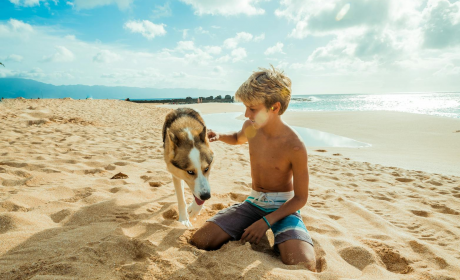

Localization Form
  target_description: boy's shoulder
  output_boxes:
[281,123,307,154]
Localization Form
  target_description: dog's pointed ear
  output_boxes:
[199,126,207,143]
[167,129,180,147]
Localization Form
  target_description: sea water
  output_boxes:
[288,92,460,119]
[202,113,370,148]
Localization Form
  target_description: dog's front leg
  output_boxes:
[173,176,192,227]
[187,201,203,219]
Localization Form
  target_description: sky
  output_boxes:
[1,0,460,95]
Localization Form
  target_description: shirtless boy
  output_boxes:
[190,66,316,271]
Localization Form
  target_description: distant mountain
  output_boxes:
[0,78,233,100]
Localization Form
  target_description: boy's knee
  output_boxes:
[281,251,316,272]
[190,232,209,250]
[190,230,220,250]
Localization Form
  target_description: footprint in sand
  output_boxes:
[426,179,443,186]
[333,153,342,156]
[140,175,153,182]
[105,164,116,171]
[429,202,459,215]
[50,209,73,223]
[363,176,379,182]
[233,180,250,189]
[149,181,164,188]
[211,203,227,211]
[61,187,94,203]
[409,240,449,269]
[363,239,412,274]
[109,187,122,193]
[395,178,415,183]
[410,209,431,217]
[0,215,15,233]
[315,149,327,152]
[339,246,376,270]
[162,207,179,220]
[229,192,247,202]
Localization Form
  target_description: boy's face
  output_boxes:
[244,102,271,129]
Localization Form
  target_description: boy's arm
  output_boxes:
[241,142,309,244]
[208,120,251,145]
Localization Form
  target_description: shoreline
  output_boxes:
[157,103,460,176]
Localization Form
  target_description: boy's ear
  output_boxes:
[271,102,281,113]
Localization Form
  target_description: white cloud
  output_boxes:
[5,54,24,62]
[93,50,121,63]
[72,0,133,10]
[173,71,188,78]
[124,20,166,40]
[277,0,460,81]
[213,66,225,75]
[254,33,265,42]
[422,0,460,48]
[170,41,219,65]
[179,0,265,16]
[152,2,172,18]
[217,55,231,63]
[8,0,57,7]
[205,46,222,55]
[2,67,46,79]
[276,0,390,38]
[0,19,34,38]
[264,42,285,55]
[195,26,209,35]
[223,32,253,49]
[176,41,195,51]
[182,29,189,39]
[433,63,460,76]
[231,48,247,62]
[42,46,75,63]
[65,35,76,40]
[0,19,236,90]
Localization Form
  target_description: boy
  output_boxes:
[190,66,316,271]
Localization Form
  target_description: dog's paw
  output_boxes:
[179,218,193,228]
[187,202,203,218]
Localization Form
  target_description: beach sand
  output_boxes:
[1,99,459,279]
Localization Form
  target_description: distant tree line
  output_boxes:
[131,95,234,104]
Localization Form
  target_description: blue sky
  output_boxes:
[1,0,460,95]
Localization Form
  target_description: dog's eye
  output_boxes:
[187,170,195,175]
[204,167,209,172]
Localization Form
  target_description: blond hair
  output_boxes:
[235,65,292,115]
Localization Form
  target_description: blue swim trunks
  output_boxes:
[207,190,313,247]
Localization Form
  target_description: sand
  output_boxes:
[1,99,459,280]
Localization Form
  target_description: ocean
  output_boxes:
[287,93,460,119]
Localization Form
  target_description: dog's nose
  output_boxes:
[200,192,211,201]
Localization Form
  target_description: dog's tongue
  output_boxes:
[194,195,205,205]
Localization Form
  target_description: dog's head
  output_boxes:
[165,124,213,205]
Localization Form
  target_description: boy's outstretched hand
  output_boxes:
[207,129,220,142]
[241,219,269,245]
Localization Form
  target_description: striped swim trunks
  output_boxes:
[207,190,313,247]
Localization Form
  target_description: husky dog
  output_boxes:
[162,108,213,227]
